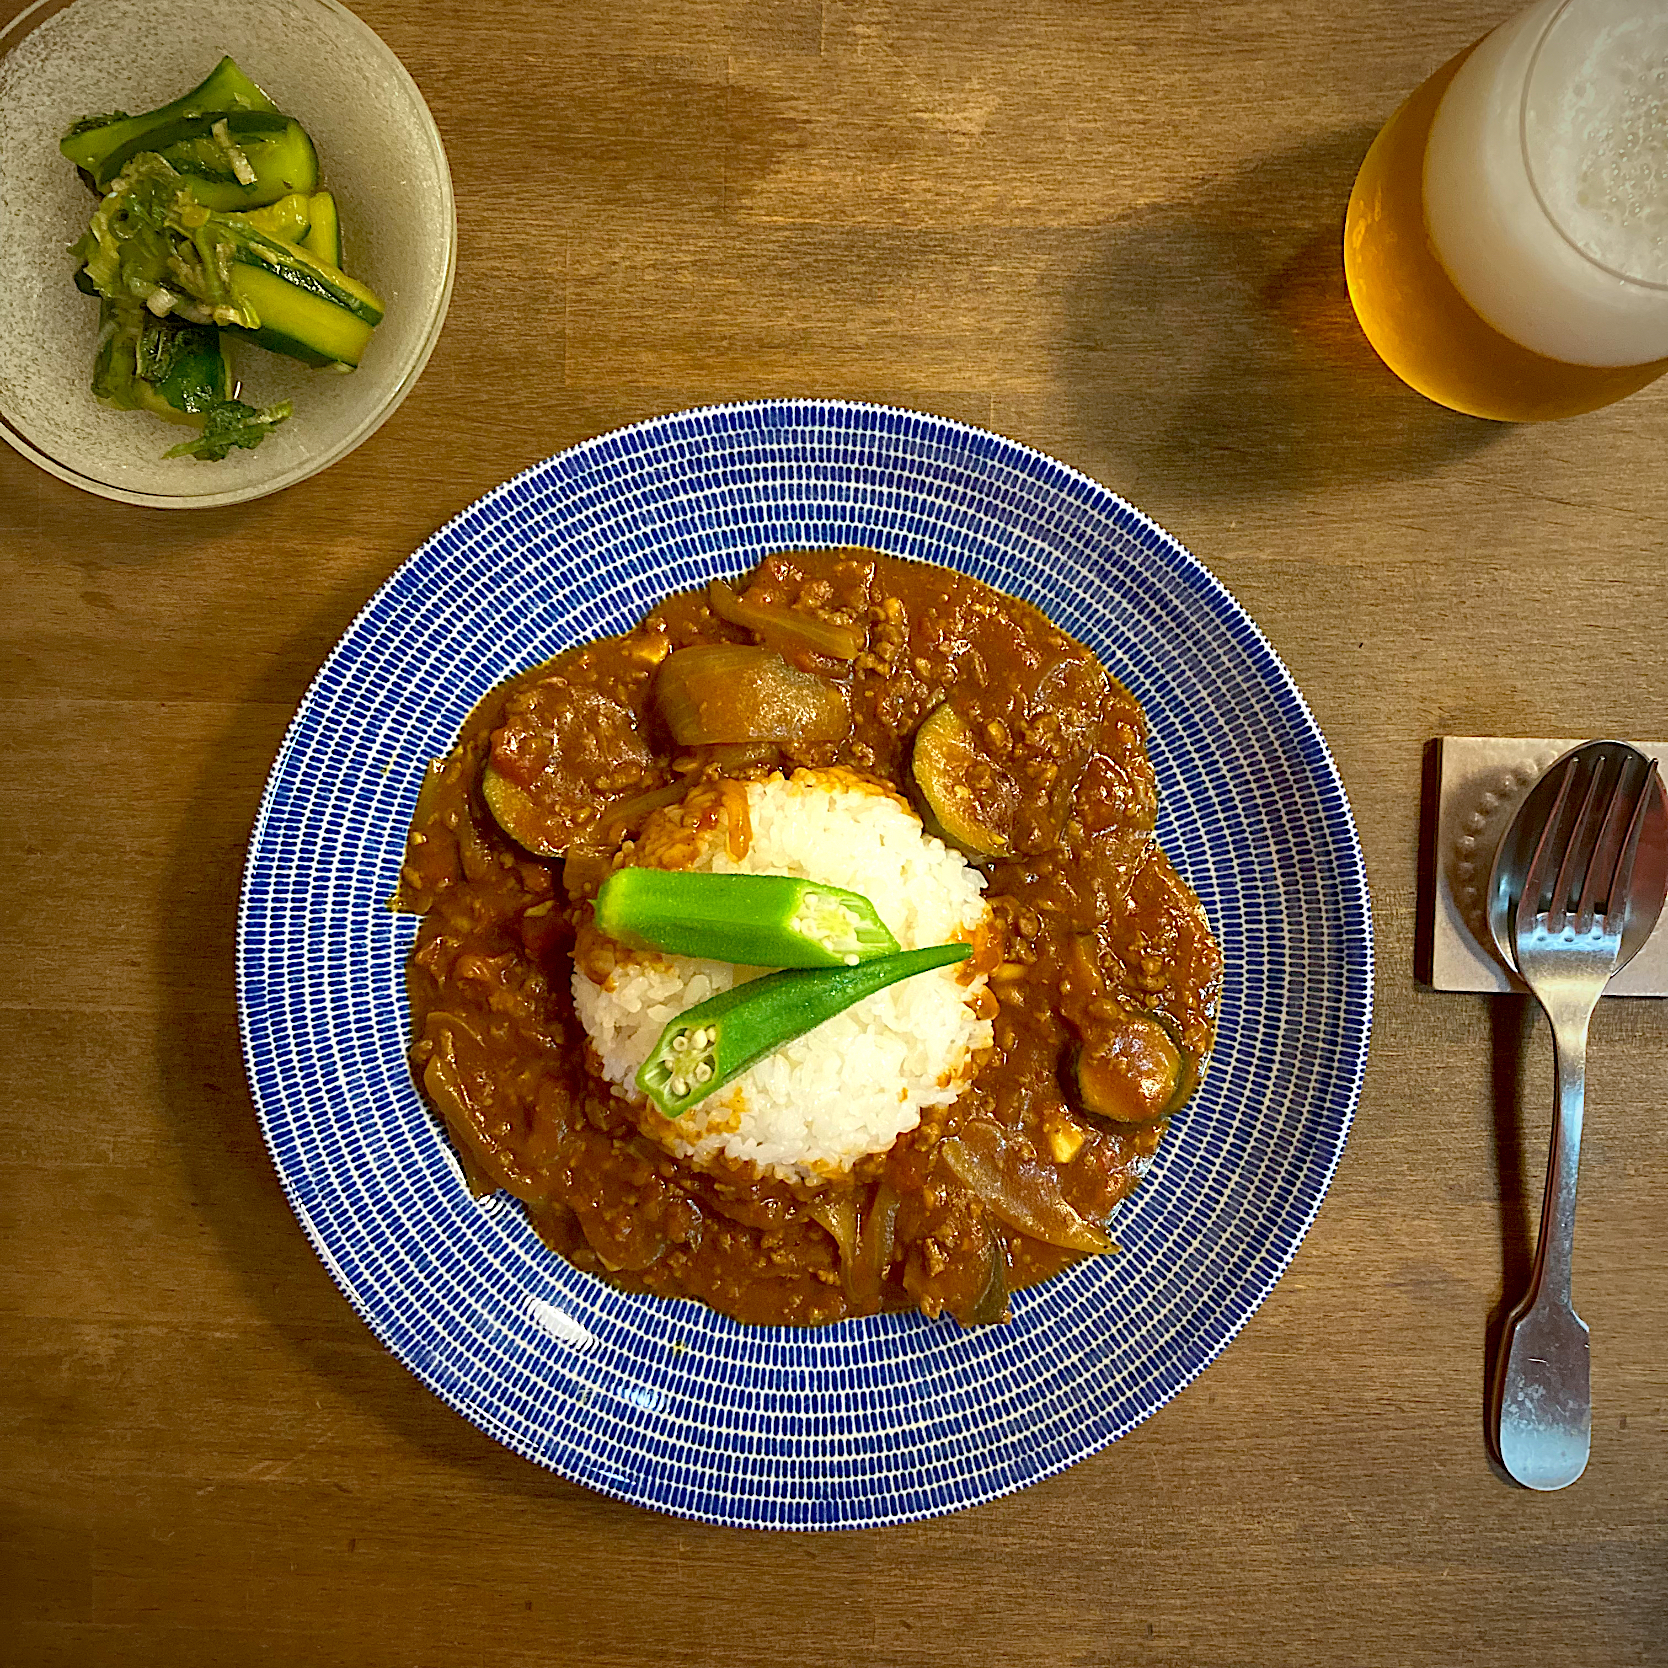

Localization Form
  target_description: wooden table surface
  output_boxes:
[5,1,1667,1663]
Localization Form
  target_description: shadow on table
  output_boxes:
[1485,993,1537,1486]
[1060,126,1509,505]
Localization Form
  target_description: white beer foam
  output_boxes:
[1527,1,1668,287]
[1426,0,1668,367]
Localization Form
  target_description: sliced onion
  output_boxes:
[847,1182,901,1308]
[593,780,689,844]
[940,1122,1117,1255]
[708,579,865,661]
[966,1236,1012,1326]
[568,1192,667,1272]
[420,1011,543,1201]
[809,1190,860,1272]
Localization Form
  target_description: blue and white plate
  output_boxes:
[237,400,1373,1529]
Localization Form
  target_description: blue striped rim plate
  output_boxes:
[236,400,1373,1530]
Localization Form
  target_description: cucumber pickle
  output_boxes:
[62,57,386,458]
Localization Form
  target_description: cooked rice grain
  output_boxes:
[573,770,993,1181]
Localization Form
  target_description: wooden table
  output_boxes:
[5,1,1667,1662]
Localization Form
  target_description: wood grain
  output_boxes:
[3,1,1667,1663]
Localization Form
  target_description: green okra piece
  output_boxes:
[596,869,901,967]
[636,941,973,1119]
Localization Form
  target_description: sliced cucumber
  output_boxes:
[62,57,278,176]
[225,263,376,368]
[161,118,319,211]
[238,192,313,246]
[92,302,228,424]
[90,110,284,189]
[300,191,341,267]
[221,220,383,325]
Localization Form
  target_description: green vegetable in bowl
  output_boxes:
[300,192,342,267]
[87,111,318,210]
[61,57,384,461]
[164,399,294,460]
[216,213,384,367]
[61,57,277,179]
[91,301,227,422]
[238,192,314,246]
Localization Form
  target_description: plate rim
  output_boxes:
[235,396,1375,1529]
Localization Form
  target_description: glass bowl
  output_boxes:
[0,0,455,507]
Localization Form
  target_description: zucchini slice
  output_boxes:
[1069,1007,1196,1126]
[910,704,1018,859]
[481,766,568,858]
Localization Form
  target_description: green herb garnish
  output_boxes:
[164,398,291,459]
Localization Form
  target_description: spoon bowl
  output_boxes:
[1487,740,1668,980]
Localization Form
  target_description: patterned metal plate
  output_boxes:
[237,400,1373,1529]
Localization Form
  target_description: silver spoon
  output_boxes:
[1485,740,1667,1490]
[1487,742,1668,989]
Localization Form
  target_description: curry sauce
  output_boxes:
[395,549,1222,1327]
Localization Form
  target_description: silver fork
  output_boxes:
[1493,748,1661,1491]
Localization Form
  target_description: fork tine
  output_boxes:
[1594,757,1662,936]
[1547,757,1611,932]
[1516,755,1579,944]
[1572,754,1641,932]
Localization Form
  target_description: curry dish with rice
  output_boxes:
[394,547,1222,1328]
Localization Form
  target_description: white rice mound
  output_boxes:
[572,771,994,1183]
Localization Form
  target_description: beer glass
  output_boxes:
[1345,0,1668,422]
